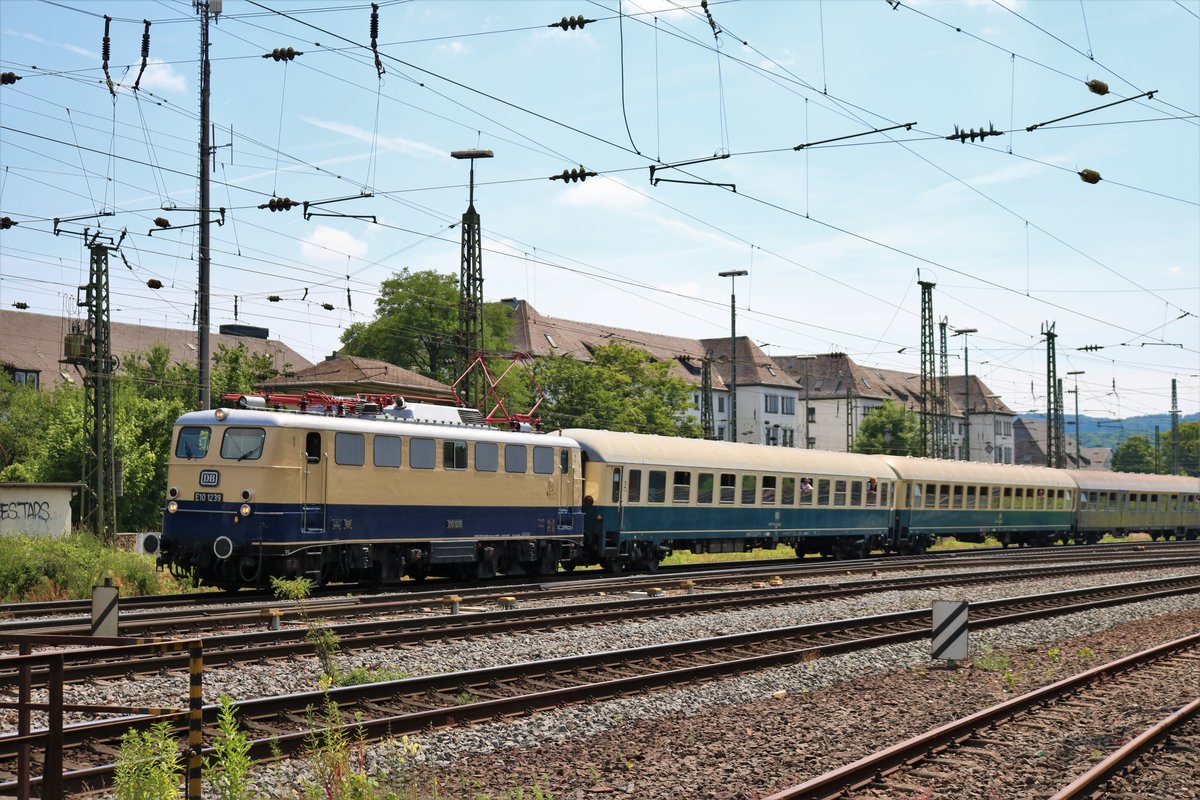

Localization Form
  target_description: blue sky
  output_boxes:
[1,0,1197,419]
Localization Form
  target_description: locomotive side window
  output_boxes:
[719,473,736,504]
[817,479,831,506]
[410,438,436,469]
[673,471,691,503]
[741,475,757,505]
[611,467,622,503]
[648,471,666,503]
[176,426,211,459]
[305,432,321,463]
[443,440,468,470]
[761,476,777,505]
[334,433,365,466]
[221,427,265,461]
[560,449,570,474]
[628,469,642,503]
[475,442,499,472]
[504,444,527,474]
[374,435,402,468]
[697,473,714,504]
[781,477,795,505]
[533,446,554,475]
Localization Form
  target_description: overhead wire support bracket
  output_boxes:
[53,212,115,236]
[1026,90,1156,132]
[649,153,735,191]
[148,207,225,236]
[303,193,377,223]
[794,121,916,150]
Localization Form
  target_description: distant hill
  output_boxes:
[1019,412,1200,450]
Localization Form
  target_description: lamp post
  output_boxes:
[1067,370,1085,467]
[718,269,748,442]
[952,327,977,461]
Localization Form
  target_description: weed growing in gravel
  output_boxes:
[336,665,413,686]
[1077,646,1095,660]
[205,694,253,800]
[299,700,384,800]
[1001,670,1020,691]
[272,576,342,681]
[454,690,478,705]
[1045,647,1061,662]
[974,643,1011,672]
[114,720,182,800]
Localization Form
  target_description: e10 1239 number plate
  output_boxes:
[194,492,223,502]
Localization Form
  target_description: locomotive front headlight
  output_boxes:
[239,503,252,517]
[168,486,179,499]
[166,500,178,514]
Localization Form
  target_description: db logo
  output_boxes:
[199,470,220,487]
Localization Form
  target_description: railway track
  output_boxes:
[3,559,1197,684]
[5,542,1198,637]
[4,572,1200,794]
[763,632,1200,799]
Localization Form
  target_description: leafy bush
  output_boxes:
[114,720,182,800]
[0,533,185,601]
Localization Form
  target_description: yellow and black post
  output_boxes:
[187,643,204,799]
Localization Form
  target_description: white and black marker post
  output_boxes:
[91,577,120,637]
[931,599,969,662]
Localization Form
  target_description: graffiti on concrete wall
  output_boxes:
[0,500,52,522]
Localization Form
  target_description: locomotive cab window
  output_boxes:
[697,473,714,504]
[475,442,499,472]
[533,446,554,475]
[673,471,691,503]
[176,426,211,459]
[560,449,571,474]
[648,471,667,503]
[334,432,365,466]
[374,435,401,468]
[410,438,436,469]
[221,427,265,461]
[504,444,527,474]
[305,432,321,464]
[443,440,468,470]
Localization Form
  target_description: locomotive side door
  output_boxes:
[302,431,326,532]
[556,446,575,530]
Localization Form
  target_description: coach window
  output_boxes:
[674,471,691,503]
[833,480,847,507]
[1170,495,1179,512]
[533,446,554,475]
[936,485,949,509]
[949,485,962,509]
[475,442,499,472]
[782,477,796,505]
[879,482,889,506]
[817,479,831,506]
[610,467,622,503]
[1001,488,1013,509]
[222,427,265,461]
[849,480,862,506]
[697,473,714,504]
[742,475,757,505]
[800,477,815,504]
[720,474,736,504]
[305,432,321,464]
[176,427,211,459]
[334,432,365,466]
[762,476,777,505]
[410,438,436,469]
[965,486,977,509]
[374,435,402,468]
[443,440,468,470]
[628,469,642,503]
[505,444,528,474]
[924,483,937,509]
[648,471,667,503]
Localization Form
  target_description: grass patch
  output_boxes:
[662,546,798,567]
[0,533,186,602]
[335,665,413,687]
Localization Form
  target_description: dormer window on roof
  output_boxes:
[544,333,557,349]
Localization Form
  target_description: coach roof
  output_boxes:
[881,456,1077,488]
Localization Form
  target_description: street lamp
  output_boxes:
[718,269,748,442]
[952,327,977,461]
[1067,370,1085,467]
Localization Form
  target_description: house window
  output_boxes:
[7,368,39,388]
[806,406,816,423]
[764,394,780,414]
[718,396,726,413]
[781,396,795,415]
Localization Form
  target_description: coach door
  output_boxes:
[302,431,326,532]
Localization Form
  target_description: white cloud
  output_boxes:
[300,117,445,159]
[436,41,467,56]
[301,225,369,265]
[130,58,186,94]
[8,30,94,57]
[557,176,648,210]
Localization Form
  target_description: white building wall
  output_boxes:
[0,483,76,537]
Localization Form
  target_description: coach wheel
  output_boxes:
[602,558,624,575]
[477,550,498,580]
[560,561,577,573]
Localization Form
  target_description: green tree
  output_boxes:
[852,400,921,455]
[0,371,51,479]
[340,268,513,385]
[1111,434,1156,473]
[1163,420,1199,476]
[534,341,702,436]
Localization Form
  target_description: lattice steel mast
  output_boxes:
[919,280,938,458]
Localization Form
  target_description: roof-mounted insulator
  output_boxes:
[549,166,597,183]
[146,278,163,289]
[259,197,299,211]
[321,302,334,311]
[153,216,171,228]
[945,122,1003,144]
[12,302,29,310]
[370,3,385,78]
[1078,168,1102,185]
[1086,79,1109,96]
[0,72,21,86]
[101,16,116,97]
[0,216,17,229]
[268,295,282,302]
[263,47,302,62]
[132,20,152,91]
[550,15,594,31]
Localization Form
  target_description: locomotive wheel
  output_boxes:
[560,561,577,573]
[602,558,624,575]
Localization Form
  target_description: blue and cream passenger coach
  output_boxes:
[158,404,584,588]
[562,429,900,569]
